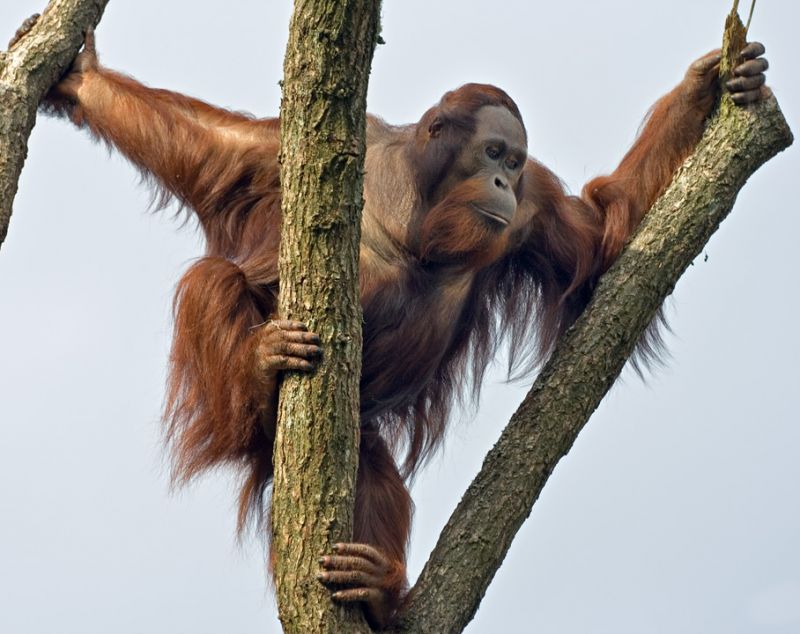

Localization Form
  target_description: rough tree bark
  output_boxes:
[393,8,793,634]
[271,2,381,633]
[0,0,109,249]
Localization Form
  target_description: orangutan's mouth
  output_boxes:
[473,204,510,226]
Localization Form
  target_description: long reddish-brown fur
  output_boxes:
[50,61,718,617]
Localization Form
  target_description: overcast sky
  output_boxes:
[1,1,798,633]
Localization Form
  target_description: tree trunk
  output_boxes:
[393,10,793,633]
[271,2,381,633]
[0,0,109,248]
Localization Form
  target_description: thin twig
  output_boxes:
[745,0,756,34]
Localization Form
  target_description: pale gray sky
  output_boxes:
[1,1,798,633]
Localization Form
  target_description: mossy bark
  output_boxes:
[272,2,381,633]
[0,0,109,248]
[393,19,793,634]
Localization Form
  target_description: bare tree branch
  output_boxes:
[0,0,109,248]
[271,1,381,632]
[395,37,792,634]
